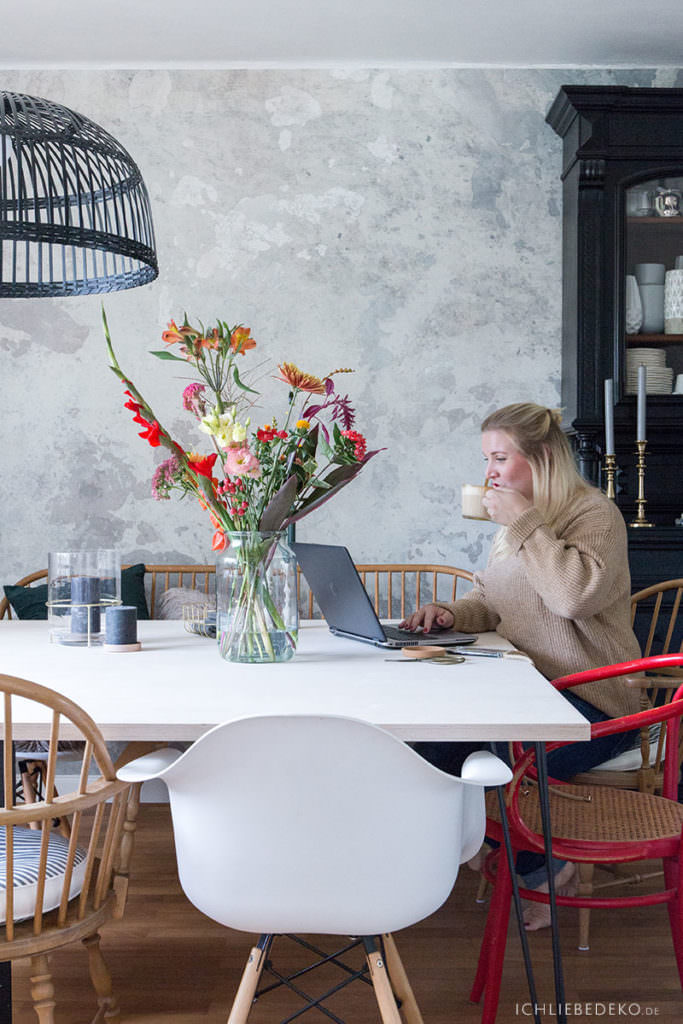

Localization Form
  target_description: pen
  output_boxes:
[454,647,505,658]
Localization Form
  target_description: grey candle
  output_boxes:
[71,575,100,636]
[105,605,137,645]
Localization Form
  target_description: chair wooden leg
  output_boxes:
[29,954,56,1024]
[382,933,424,1024]
[577,862,595,951]
[82,932,120,1023]
[664,854,683,988]
[227,936,271,1024]
[365,937,402,1024]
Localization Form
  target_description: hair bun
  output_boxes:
[549,407,563,426]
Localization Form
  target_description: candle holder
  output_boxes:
[47,549,121,646]
[603,453,617,500]
[629,440,655,528]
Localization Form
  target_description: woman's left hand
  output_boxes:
[483,486,532,525]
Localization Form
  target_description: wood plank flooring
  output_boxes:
[9,804,683,1023]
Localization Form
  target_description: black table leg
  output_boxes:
[534,741,567,1024]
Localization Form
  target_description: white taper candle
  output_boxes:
[637,364,647,442]
[604,378,614,455]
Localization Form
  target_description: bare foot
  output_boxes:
[523,862,577,931]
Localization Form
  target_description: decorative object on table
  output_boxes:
[47,549,121,646]
[103,311,380,663]
[675,513,683,527]
[664,269,683,334]
[630,366,654,528]
[674,374,683,395]
[625,275,643,334]
[654,186,682,217]
[104,605,141,652]
[216,532,297,661]
[183,604,217,638]
[0,91,157,297]
[634,263,666,285]
[676,256,683,270]
[638,283,665,333]
[625,347,672,394]
[603,378,616,500]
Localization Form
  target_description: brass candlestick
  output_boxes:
[603,453,617,500]
[629,439,654,528]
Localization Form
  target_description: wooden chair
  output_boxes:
[0,672,140,1023]
[474,654,683,1024]
[297,562,474,619]
[570,578,683,794]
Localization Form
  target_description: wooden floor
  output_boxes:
[10,803,683,1023]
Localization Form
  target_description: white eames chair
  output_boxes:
[119,714,510,1024]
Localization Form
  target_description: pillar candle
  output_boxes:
[71,575,101,636]
[604,378,614,455]
[637,364,647,441]
[105,605,138,645]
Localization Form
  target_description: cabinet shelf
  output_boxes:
[626,334,683,344]
[627,217,683,226]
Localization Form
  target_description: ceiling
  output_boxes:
[3,0,683,68]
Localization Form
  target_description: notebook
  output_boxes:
[292,542,477,649]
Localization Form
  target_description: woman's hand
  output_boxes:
[483,486,532,525]
[399,604,455,634]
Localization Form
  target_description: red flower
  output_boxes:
[212,529,227,551]
[341,429,367,460]
[187,453,218,478]
[138,420,162,447]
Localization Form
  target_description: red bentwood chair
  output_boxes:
[471,654,683,1024]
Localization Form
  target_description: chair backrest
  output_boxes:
[631,578,683,658]
[2,562,474,622]
[141,715,505,937]
[297,563,474,620]
[0,673,135,948]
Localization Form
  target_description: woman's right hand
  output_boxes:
[399,604,456,634]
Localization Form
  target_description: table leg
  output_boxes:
[534,741,567,1024]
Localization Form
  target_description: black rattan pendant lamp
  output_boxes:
[0,91,158,297]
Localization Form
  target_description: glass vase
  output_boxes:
[216,531,298,663]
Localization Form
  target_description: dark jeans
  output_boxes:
[413,689,638,885]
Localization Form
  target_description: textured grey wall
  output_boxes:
[2,67,681,584]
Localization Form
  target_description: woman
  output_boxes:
[400,402,641,928]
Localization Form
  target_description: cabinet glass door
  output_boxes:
[625,175,683,397]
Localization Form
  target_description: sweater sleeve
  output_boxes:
[504,500,625,620]
[434,578,501,633]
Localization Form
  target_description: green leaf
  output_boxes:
[317,433,334,461]
[233,364,260,395]
[149,349,188,362]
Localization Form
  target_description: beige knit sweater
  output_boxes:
[437,488,641,719]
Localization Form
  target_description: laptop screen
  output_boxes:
[292,542,386,641]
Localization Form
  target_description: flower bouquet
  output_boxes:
[103,310,380,662]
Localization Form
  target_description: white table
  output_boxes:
[0,621,590,745]
[0,619,589,1024]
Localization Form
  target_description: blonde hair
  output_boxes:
[481,402,592,559]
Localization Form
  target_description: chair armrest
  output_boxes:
[624,671,683,689]
[117,747,185,782]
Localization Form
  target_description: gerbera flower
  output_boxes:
[276,363,326,394]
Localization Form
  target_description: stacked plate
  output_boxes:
[626,347,673,393]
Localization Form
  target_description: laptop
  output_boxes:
[292,542,477,649]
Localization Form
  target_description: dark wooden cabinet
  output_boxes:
[547,85,683,587]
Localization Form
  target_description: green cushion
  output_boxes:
[3,563,150,621]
